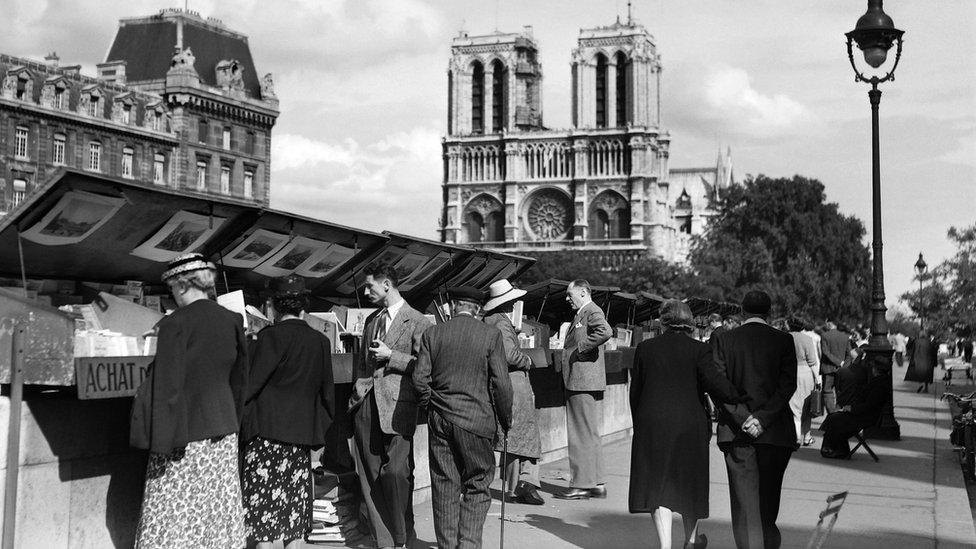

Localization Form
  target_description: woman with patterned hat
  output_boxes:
[130,253,249,548]
[483,278,545,505]
[240,275,335,548]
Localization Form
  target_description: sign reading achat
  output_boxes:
[75,356,151,400]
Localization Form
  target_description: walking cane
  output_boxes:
[500,432,509,549]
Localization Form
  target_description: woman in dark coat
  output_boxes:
[905,330,937,392]
[241,275,335,548]
[130,253,249,548]
[484,279,545,505]
[629,300,745,549]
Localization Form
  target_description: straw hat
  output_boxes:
[161,252,215,282]
[484,279,526,312]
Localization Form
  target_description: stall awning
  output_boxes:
[519,279,621,330]
[0,169,534,304]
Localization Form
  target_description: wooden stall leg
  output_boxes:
[2,323,25,549]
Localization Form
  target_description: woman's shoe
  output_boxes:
[684,534,708,548]
[802,435,815,446]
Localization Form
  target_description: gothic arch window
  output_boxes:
[676,188,692,209]
[471,61,485,134]
[590,209,610,240]
[595,54,608,128]
[589,190,630,240]
[466,211,485,242]
[447,70,453,134]
[491,59,505,132]
[615,51,628,126]
[612,207,631,239]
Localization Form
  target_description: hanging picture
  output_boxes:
[393,252,430,291]
[296,244,355,278]
[222,229,289,269]
[254,236,331,277]
[400,252,451,290]
[22,191,125,246]
[131,211,225,262]
[333,247,406,294]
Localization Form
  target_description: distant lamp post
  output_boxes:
[915,252,927,328]
[847,0,904,440]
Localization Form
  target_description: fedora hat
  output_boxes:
[484,279,526,312]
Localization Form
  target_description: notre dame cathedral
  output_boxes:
[438,16,733,264]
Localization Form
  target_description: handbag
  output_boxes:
[805,367,825,418]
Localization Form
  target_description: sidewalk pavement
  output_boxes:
[402,358,976,549]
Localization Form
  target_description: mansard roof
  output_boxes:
[105,11,261,98]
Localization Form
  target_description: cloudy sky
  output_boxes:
[5,0,974,304]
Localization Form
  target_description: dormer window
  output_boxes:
[676,189,692,209]
[53,87,66,109]
[15,77,28,100]
[88,94,101,117]
[121,104,131,124]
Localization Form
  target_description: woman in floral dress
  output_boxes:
[129,253,250,548]
[241,275,335,548]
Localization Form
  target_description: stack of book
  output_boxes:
[306,489,370,546]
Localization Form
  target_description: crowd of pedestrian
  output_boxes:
[129,252,952,549]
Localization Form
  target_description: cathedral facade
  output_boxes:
[439,19,732,264]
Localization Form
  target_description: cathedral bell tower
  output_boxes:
[447,26,543,136]
[571,18,662,129]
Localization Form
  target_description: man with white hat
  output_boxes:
[484,279,545,506]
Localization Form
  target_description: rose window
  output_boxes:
[526,189,572,239]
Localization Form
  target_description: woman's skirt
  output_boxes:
[135,433,246,549]
[789,366,817,442]
[241,436,313,542]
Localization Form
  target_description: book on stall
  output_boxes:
[306,313,342,352]
[217,290,248,329]
[505,300,524,331]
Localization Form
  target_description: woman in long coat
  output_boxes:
[629,300,745,549]
[130,253,249,548]
[905,330,937,392]
[241,275,335,548]
[484,279,545,505]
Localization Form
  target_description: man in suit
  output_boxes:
[349,264,433,549]
[712,290,797,549]
[820,321,852,413]
[555,279,613,500]
[413,286,512,549]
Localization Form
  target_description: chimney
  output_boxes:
[44,52,59,67]
[176,16,184,51]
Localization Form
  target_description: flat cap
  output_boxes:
[446,286,486,303]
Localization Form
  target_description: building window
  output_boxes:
[11,179,27,208]
[243,169,254,199]
[88,142,101,171]
[121,147,134,178]
[150,111,161,131]
[88,95,100,117]
[53,88,65,110]
[153,153,165,184]
[14,126,29,159]
[615,51,628,126]
[471,61,484,134]
[52,133,66,165]
[245,131,255,155]
[491,60,505,132]
[220,165,231,194]
[121,104,132,125]
[15,78,28,101]
[222,127,231,150]
[196,160,207,190]
[198,118,208,144]
[595,54,608,128]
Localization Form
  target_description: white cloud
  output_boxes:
[704,66,810,136]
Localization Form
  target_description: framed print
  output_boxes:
[400,252,451,289]
[296,244,355,278]
[254,236,330,277]
[393,252,429,290]
[131,211,225,262]
[222,229,289,269]
[22,191,125,246]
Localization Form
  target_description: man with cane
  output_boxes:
[414,287,513,549]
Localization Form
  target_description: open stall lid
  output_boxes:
[0,169,533,302]
[520,279,621,330]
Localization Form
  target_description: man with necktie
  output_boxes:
[555,279,613,500]
[349,264,433,549]
[413,286,512,549]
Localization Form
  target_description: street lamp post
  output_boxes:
[915,252,927,329]
[846,0,904,440]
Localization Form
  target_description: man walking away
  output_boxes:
[413,287,513,549]
[712,290,797,549]
[820,322,850,413]
[555,279,613,500]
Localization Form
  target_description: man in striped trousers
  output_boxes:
[413,286,513,548]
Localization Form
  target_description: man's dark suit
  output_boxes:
[820,328,851,412]
[712,319,797,549]
[413,314,513,549]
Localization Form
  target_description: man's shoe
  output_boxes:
[588,485,607,499]
[513,481,545,505]
[554,488,591,500]
[684,534,708,548]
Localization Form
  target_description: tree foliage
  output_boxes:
[518,251,694,298]
[687,174,872,322]
[901,223,976,338]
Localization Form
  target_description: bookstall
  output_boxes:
[0,168,534,548]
